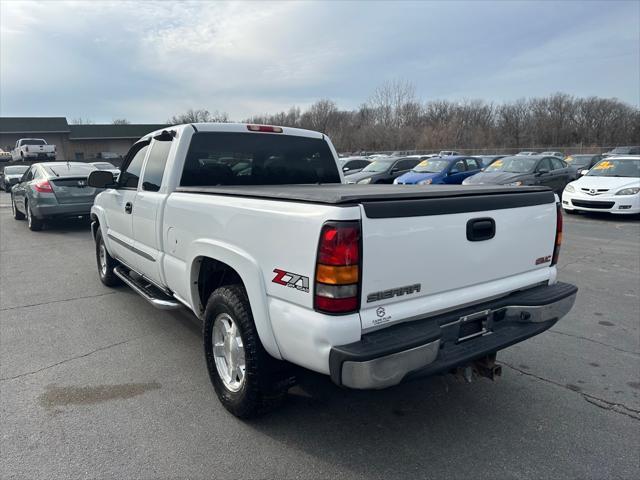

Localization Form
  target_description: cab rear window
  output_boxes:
[180,132,340,186]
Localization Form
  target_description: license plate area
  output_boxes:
[457,309,492,343]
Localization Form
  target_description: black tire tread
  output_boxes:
[204,285,293,418]
[96,229,122,287]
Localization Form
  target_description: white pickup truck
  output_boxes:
[88,123,577,418]
[11,138,56,161]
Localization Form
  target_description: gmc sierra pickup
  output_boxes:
[88,123,577,418]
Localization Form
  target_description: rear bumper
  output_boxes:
[329,282,577,389]
[31,202,94,218]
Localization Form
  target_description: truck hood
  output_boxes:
[396,171,443,184]
[464,171,530,185]
[571,176,640,191]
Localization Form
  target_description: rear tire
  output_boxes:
[26,202,43,231]
[203,285,292,418]
[96,229,121,287]
[11,195,24,220]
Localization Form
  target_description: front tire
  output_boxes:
[26,202,43,231]
[11,195,25,220]
[95,229,121,286]
[203,285,292,418]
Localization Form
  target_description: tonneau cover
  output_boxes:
[175,184,554,205]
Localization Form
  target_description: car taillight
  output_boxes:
[314,221,361,314]
[551,203,562,265]
[246,124,283,133]
[34,180,53,193]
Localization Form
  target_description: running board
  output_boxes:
[114,266,181,310]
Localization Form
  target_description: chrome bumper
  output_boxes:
[333,283,577,390]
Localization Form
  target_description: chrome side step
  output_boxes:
[114,266,181,310]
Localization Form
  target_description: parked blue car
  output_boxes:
[394,156,483,185]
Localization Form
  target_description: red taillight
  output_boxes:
[551,203,563,265]
[34,180,53,193]
[314,221,361,314]
[246,124,283,133]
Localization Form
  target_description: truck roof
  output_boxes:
[145,123,324,141]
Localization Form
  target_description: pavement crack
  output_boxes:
[548,329,640,356]
[501,362,640,421]
[0,291,117,312]
[0,336,141,382]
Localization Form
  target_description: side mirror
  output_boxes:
[580,169,589,176]
[390,168,399,174]
[153,130,176,142]
[342,166,349,172]
[88,170,116,188]
[536,168,550,176]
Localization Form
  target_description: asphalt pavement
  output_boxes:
[1,191,638,479]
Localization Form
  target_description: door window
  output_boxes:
[537,158,553,172]
[465,158,481,170]
[550,158,565,170]
[141,140,171,192]
[23,168,34,182]
[450,160,467,173]
[119,143,149,189]
[395,159,419,171]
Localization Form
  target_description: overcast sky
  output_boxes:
[1,0,638,123]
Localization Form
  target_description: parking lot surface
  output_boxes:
[1,191,639,479]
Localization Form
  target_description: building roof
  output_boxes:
[68,124,171,140]
[0,117,70,133]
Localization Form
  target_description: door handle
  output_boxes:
[125,202,132,214]
[467,217,495,242]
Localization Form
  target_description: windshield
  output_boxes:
[21,139,46,146]
[362,160,393,173]
[486,156,537,173]
[586,159,640,178]
[44,163,95,177]
[3,166,29,175]
[412,159,449,173]
[93,162,116,170]
[180,132,340,186]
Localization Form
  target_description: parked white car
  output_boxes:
[88,122,576,417]
[11,138,56,161]
[562,156,640,215]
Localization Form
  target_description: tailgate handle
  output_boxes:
[466,218,495,242]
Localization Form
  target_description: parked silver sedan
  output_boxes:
[11,162,100,231]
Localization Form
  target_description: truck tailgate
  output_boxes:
[359,190,558,330]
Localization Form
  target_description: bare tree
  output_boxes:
[168,109,229,124]
[70,117,94,125]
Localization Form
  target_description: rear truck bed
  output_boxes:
[173,183,576,389]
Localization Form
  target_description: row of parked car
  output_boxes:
[340,152,604,193]
[0,161,119,192]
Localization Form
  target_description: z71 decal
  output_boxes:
[272,269,310,293]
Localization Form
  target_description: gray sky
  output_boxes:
[1,0,638,122]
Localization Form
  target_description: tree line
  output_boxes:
[238,81,639,153]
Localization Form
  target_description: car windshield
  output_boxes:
[610,147,636,154]
[361,160,393,173]
[586,159,640,178]
[22,139,46,146]
[3,166,29,175]
[485,156,537,173]
[93,162,116,170]
[180,132,341,186]
[412,159,449,173]
[44,163,95,177]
